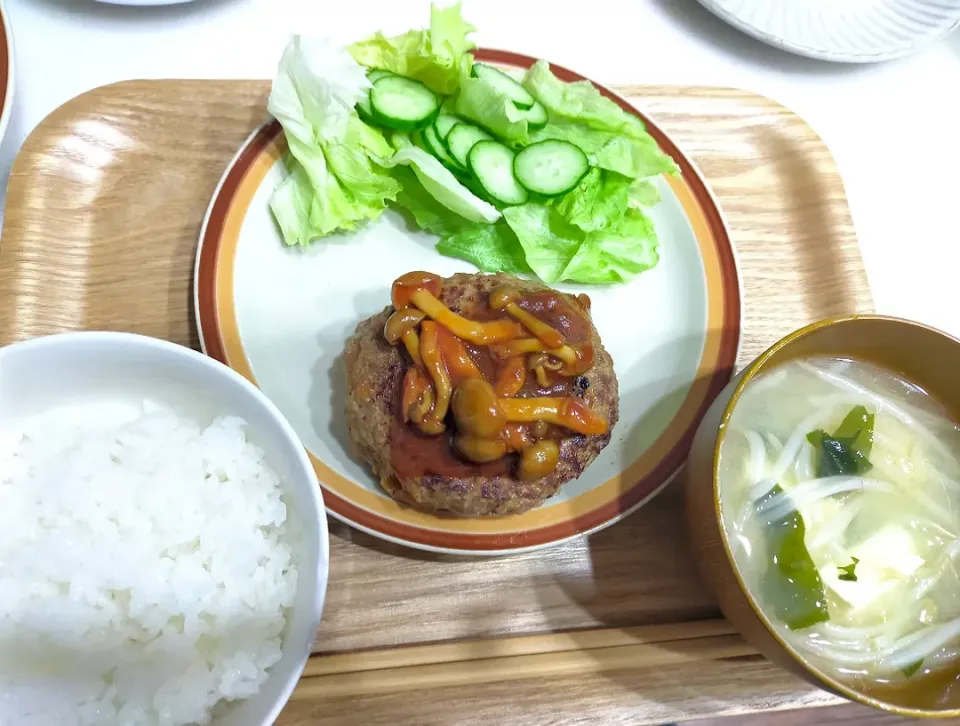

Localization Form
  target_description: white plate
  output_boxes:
[194,50,743,554]
[698,0,960,62]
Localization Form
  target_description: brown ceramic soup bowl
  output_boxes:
[685,316,960,716]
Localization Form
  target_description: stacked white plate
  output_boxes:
[698,0,960,62]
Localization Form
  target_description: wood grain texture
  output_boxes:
[0,80,872,723]
[283,654,840,726]
[687,702,956,725]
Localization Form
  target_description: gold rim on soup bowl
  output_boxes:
[686,315,960,717]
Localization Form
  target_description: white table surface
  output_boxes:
[2,0,958,337]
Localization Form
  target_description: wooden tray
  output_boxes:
[0,80,871,725]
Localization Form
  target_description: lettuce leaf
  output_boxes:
[269,35,372,144]
[268,36,400,246]
[629,179,661,208]
[383,145,500,224]
[270,9,669,282]
[454,66,530,143]
[522,60,679,180]
[501,204,583,283]
[269,159,317,249]
[561,209,658,284]
[554,168,631,232]
[531,120,677,179]
[391,167,466,236]
[501,203,658,284]
[522,59,648,138]
[391,167,528,273]
[430,2,475,61]
[348,2,475,95]
[436,222,531,274]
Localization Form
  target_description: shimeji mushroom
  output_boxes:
[401,368,434,426]
[450,378,609,464]
[391,272,525,345]
[488,286,565,350]
[417,321,451,435]
[384,309,426,367]
[493,356,527,397]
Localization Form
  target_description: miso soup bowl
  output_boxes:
[685,315,960,717]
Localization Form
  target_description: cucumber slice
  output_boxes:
[513,139,589,197]
[516,101,548,131]
[367,69,393,83]
[434,113,460,140]
[447,123,493,169]
[412,130,429,151]
[356,94,375,123]
[422,124,465,172]
[472,63,535,110]
[468,141,529,206]
[370,76,440,132]
[358,70,395,123]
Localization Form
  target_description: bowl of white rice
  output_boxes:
[0,331,329,726]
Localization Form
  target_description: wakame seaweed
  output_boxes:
[758,485,830,631]
[902,659,924,678]
[837,557,859,582]
[807,405,875,478]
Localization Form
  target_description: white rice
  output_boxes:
[0,402,299,725]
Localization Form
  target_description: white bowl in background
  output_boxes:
[0,331,329,726]
[697,0,960,63]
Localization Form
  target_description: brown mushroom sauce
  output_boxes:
[384,271,609,483]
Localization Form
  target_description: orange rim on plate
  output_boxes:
[196,50,741,552]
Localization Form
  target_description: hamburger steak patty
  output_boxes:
[343,272,620,516]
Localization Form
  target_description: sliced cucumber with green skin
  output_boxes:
[434,113,460,140]
[513,139,589,197]
[472,64,535,110]
[357,70,395,123]
[422,124,465,172]
[356,94,375,123]
[515,101,548,131]
[447,123,493,169]
[367,69,393,83]
[370,76,440,132]
[468,141,529,206]
[412,130,429,151]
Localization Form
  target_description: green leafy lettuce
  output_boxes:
[529,120,675,179]
[268,36,400,246]
[629,178,661,208]
[441,59,675,283]
[501,203,658,284]
[268,4,678,286]
[554,168,632,233]
[454,66,531,143]
[436,223,531,275]
[524,60,679,179]
[383,143,499,224]
[523,59,649,136]
[348,2,475,95]
[390,167,529,274]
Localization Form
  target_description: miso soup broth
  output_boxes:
[719,356,960,689]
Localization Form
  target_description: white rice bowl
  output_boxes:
[0,402,302,725]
